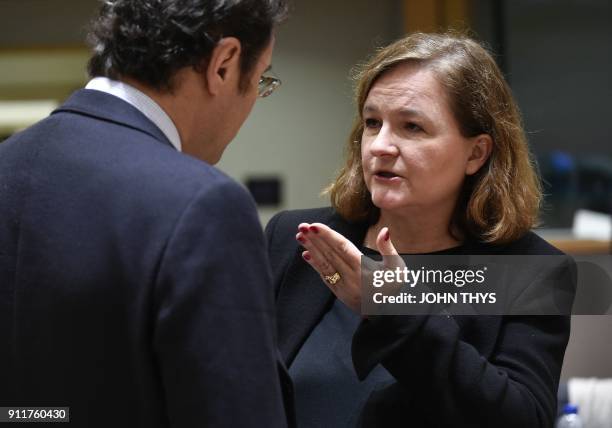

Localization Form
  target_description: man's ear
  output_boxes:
[203,37,242,96]
[465,134,493,175]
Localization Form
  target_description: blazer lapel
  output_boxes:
[277,211,369,366]
[52,89,175,149]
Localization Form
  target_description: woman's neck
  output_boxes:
[364,209,462,254]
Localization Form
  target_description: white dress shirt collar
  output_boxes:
[85,77,182,152]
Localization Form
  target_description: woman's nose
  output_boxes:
[368,127,399,157]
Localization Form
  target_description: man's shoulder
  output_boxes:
[119,150,251,217]
[134,146,238,193]
[3,112,250,217]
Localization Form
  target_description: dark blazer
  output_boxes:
[0,89,290,427]
[266,207,571,428]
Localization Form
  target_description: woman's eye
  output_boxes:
[405,122,422,132]
[364,118,381,128]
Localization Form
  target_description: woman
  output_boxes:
[266,33,570,427]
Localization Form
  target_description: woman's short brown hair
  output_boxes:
[327,32,541,244]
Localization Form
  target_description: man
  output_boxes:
[0,0,291,426]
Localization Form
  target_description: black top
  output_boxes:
[265,207,571,428]
[289,290,395,427]
[289,243,467,427]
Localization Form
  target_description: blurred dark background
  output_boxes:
[3,0,611,226]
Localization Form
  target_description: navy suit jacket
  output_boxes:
[0,89,290,427]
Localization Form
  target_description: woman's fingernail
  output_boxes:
[384,228,390,241]
[309,225,319,234]
[303,253,311,261]
[297,236,306,244]
[299,226,309,234]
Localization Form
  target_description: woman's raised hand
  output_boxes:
[296,223,399,313]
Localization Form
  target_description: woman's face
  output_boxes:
[361,63,485,216]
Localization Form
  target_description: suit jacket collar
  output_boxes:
[52,89,174,149]
[277,209,369,365]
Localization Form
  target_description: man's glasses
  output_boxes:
[258,70,281,98]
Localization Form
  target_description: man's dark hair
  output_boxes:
[87,0,288,92]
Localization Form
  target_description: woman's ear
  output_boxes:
[465,134,493,175]
[203,37,242,96]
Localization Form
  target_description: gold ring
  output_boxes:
[324,272,341,285]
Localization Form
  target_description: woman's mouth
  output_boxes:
[374,171,402,182]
